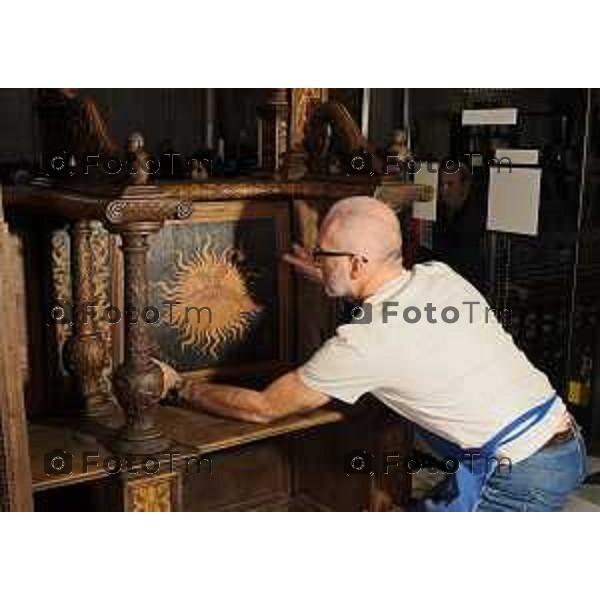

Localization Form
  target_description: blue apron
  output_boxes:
[416,394,557,512]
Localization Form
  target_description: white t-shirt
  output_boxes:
[298,261,568,463]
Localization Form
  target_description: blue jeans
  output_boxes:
[475,425,588,512]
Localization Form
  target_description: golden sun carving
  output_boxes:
[155,235,263,359]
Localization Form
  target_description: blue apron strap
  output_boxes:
[416,427,463,459]
[479,393,557,455]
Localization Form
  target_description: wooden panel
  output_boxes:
[181,441,289,511]
[291,422,373,511]
[291,400,413,511]
[0,187,33,511]
[8,215,52,417]
[0,89,35,163]
[146,200,292,383]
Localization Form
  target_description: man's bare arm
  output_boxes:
[156,359,330,424]
[180,371,329,423]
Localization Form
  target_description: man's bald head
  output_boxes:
[319,196,402,264]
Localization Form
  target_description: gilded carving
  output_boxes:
[129,479,172,512]
[50,227,73,359]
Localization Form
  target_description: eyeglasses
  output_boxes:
[312,246,368,263]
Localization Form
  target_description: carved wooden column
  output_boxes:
[84,188,192,455]
[63,219,114,416]
[110,222,166,454]
[261,88,290,176]
[285,89,327,180]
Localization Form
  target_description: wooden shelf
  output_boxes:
[157,405,346,455]
[29,404,347,493]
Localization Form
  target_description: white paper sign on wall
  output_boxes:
[486,167,542,236]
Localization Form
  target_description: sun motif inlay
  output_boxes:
[155,235,263,359]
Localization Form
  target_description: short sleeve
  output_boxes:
[297,324,379,404]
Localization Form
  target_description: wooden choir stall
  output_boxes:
[0,89,433,511]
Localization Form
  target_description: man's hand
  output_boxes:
[282,243,323,284]
[151,358,183,399]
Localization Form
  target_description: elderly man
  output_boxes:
[157,196,587,511]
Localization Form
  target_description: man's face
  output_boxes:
[439,170,468,211]
[315,229,355,298]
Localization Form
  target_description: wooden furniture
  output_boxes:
[7,183,195,454]
[3,178,423,511]
[1,87,434,510]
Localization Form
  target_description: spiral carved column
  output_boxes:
[110,222,168,454]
